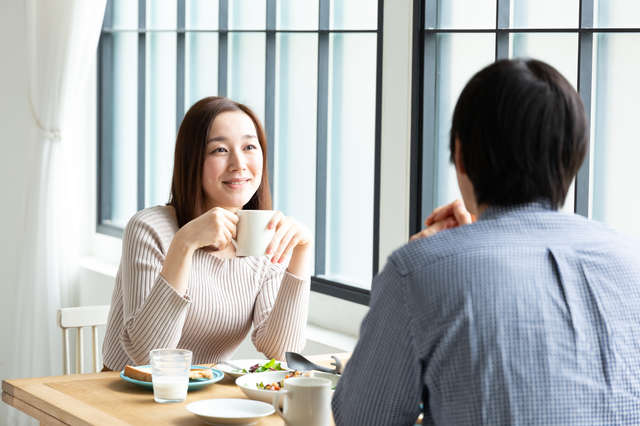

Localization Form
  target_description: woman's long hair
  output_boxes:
[168,97,272,227]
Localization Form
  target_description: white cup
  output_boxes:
[272,377,331,426]
[235,210,275,257]
[150,348,192,403]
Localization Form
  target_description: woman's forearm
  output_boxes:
[286,244,312,278]
[160,230,196,296]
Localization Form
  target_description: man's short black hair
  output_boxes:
[450,59,588,210]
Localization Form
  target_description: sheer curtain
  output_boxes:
[8,1,105,424]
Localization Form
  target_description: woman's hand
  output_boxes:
[180,207,239,251]
[265,212,312,264]
[410,199,474,241]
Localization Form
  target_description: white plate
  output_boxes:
[235,371,340,406]
[216,359,288,379]
[186,398,275,425]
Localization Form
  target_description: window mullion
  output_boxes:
[496,0,510,60]
[575,0,594,217]
[176,0,185,131]
[315,0,330,276]
[137,0,146,211]
[265,0,276,195]
[218,0,228,97]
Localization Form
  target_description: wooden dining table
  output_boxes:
[2,353,350,425]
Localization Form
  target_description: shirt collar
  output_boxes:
[478,200,555,221]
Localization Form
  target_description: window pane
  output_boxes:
[432,34,495,208]
[146,33,177,207]
[434,0,495,29]
[104,33,138,228]
[511,0,579,28]
[510,32,579,213]
[510,33,578,88]
[229,0,266,30]
[111,0,138,30]
[595,0,640,28]
[185,0,218,30]
[330,0,377,30]
[185,32,218,109]
[592,34,640,237]
[325,33,377,288]
[274,34,318,274]
[277,0,318,30]
[228,32,266,122]
[147,0,177,29]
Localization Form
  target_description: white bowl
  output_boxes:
[235,371,340,406]
[186,398,274,425]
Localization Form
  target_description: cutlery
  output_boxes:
[285,352,340,374]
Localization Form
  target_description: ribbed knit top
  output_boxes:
[102,205,310,371]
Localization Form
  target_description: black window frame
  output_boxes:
[410,0,640,235]
[97,0,384,306]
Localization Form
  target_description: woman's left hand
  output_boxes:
[265,212,313,264]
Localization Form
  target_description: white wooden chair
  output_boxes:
[56,305,110,374]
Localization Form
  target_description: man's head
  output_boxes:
[450,59,588,213]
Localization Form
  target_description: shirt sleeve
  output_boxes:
[251,263,310,360]
[118,215,191,364]
[332,260,423,426]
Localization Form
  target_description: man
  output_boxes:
[332,59,640,425]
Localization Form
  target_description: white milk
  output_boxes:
[152,376,188,402]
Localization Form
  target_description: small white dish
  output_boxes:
[235,371,340,406]
[186,398,275,425]
[216,359,288,379]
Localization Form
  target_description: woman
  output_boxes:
[102,97,312,370]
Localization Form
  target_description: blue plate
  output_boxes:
[120,365,224,390]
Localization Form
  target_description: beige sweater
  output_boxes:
[102,206,309,370]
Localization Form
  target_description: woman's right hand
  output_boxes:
[180,207,239,251]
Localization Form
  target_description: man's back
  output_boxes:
[333,203,640,425]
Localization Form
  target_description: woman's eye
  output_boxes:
[210,147,227,154]
[245,144,258,151]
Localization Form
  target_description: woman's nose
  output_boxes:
[228,150,247,170]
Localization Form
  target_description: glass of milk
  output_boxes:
[150,348,192,403]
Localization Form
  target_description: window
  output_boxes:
[412,0,640,238]
[97,0,382,304]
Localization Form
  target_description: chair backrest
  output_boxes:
[56,305,110,375]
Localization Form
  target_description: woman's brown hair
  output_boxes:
[168,97,272,227]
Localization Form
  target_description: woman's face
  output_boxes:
[202,111,263,210]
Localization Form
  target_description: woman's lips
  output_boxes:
[222,178,251,189]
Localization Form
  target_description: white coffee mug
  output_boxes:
[235,210,275,257]
[272,377,331,426]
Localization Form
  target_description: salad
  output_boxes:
[256,371,303,391]
[236,358,286,374]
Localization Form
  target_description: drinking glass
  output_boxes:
[150,348,192,403]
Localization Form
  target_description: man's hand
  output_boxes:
[410,199,474,241]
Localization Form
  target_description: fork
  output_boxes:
[218,360,245,371]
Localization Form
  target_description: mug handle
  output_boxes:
[272,389,289,419]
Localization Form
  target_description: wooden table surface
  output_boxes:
[2,353,349,426]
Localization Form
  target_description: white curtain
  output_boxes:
[9,1,105,424]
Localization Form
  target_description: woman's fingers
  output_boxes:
[266,214,288,255]
[279,235,300,264]
[273,227,297,263]
[267,210,284,230]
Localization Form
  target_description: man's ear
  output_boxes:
[454,138,466,175]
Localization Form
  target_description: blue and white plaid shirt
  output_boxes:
[333,202,640,425]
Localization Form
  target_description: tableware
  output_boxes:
[186,398,275,425]
[235,210,275,256]
[272,377,331,426]
[120,365,224,390]
[150,349,192,403]
[235,371,339,406]
[285,352,340,374]
[216,358,288,379]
